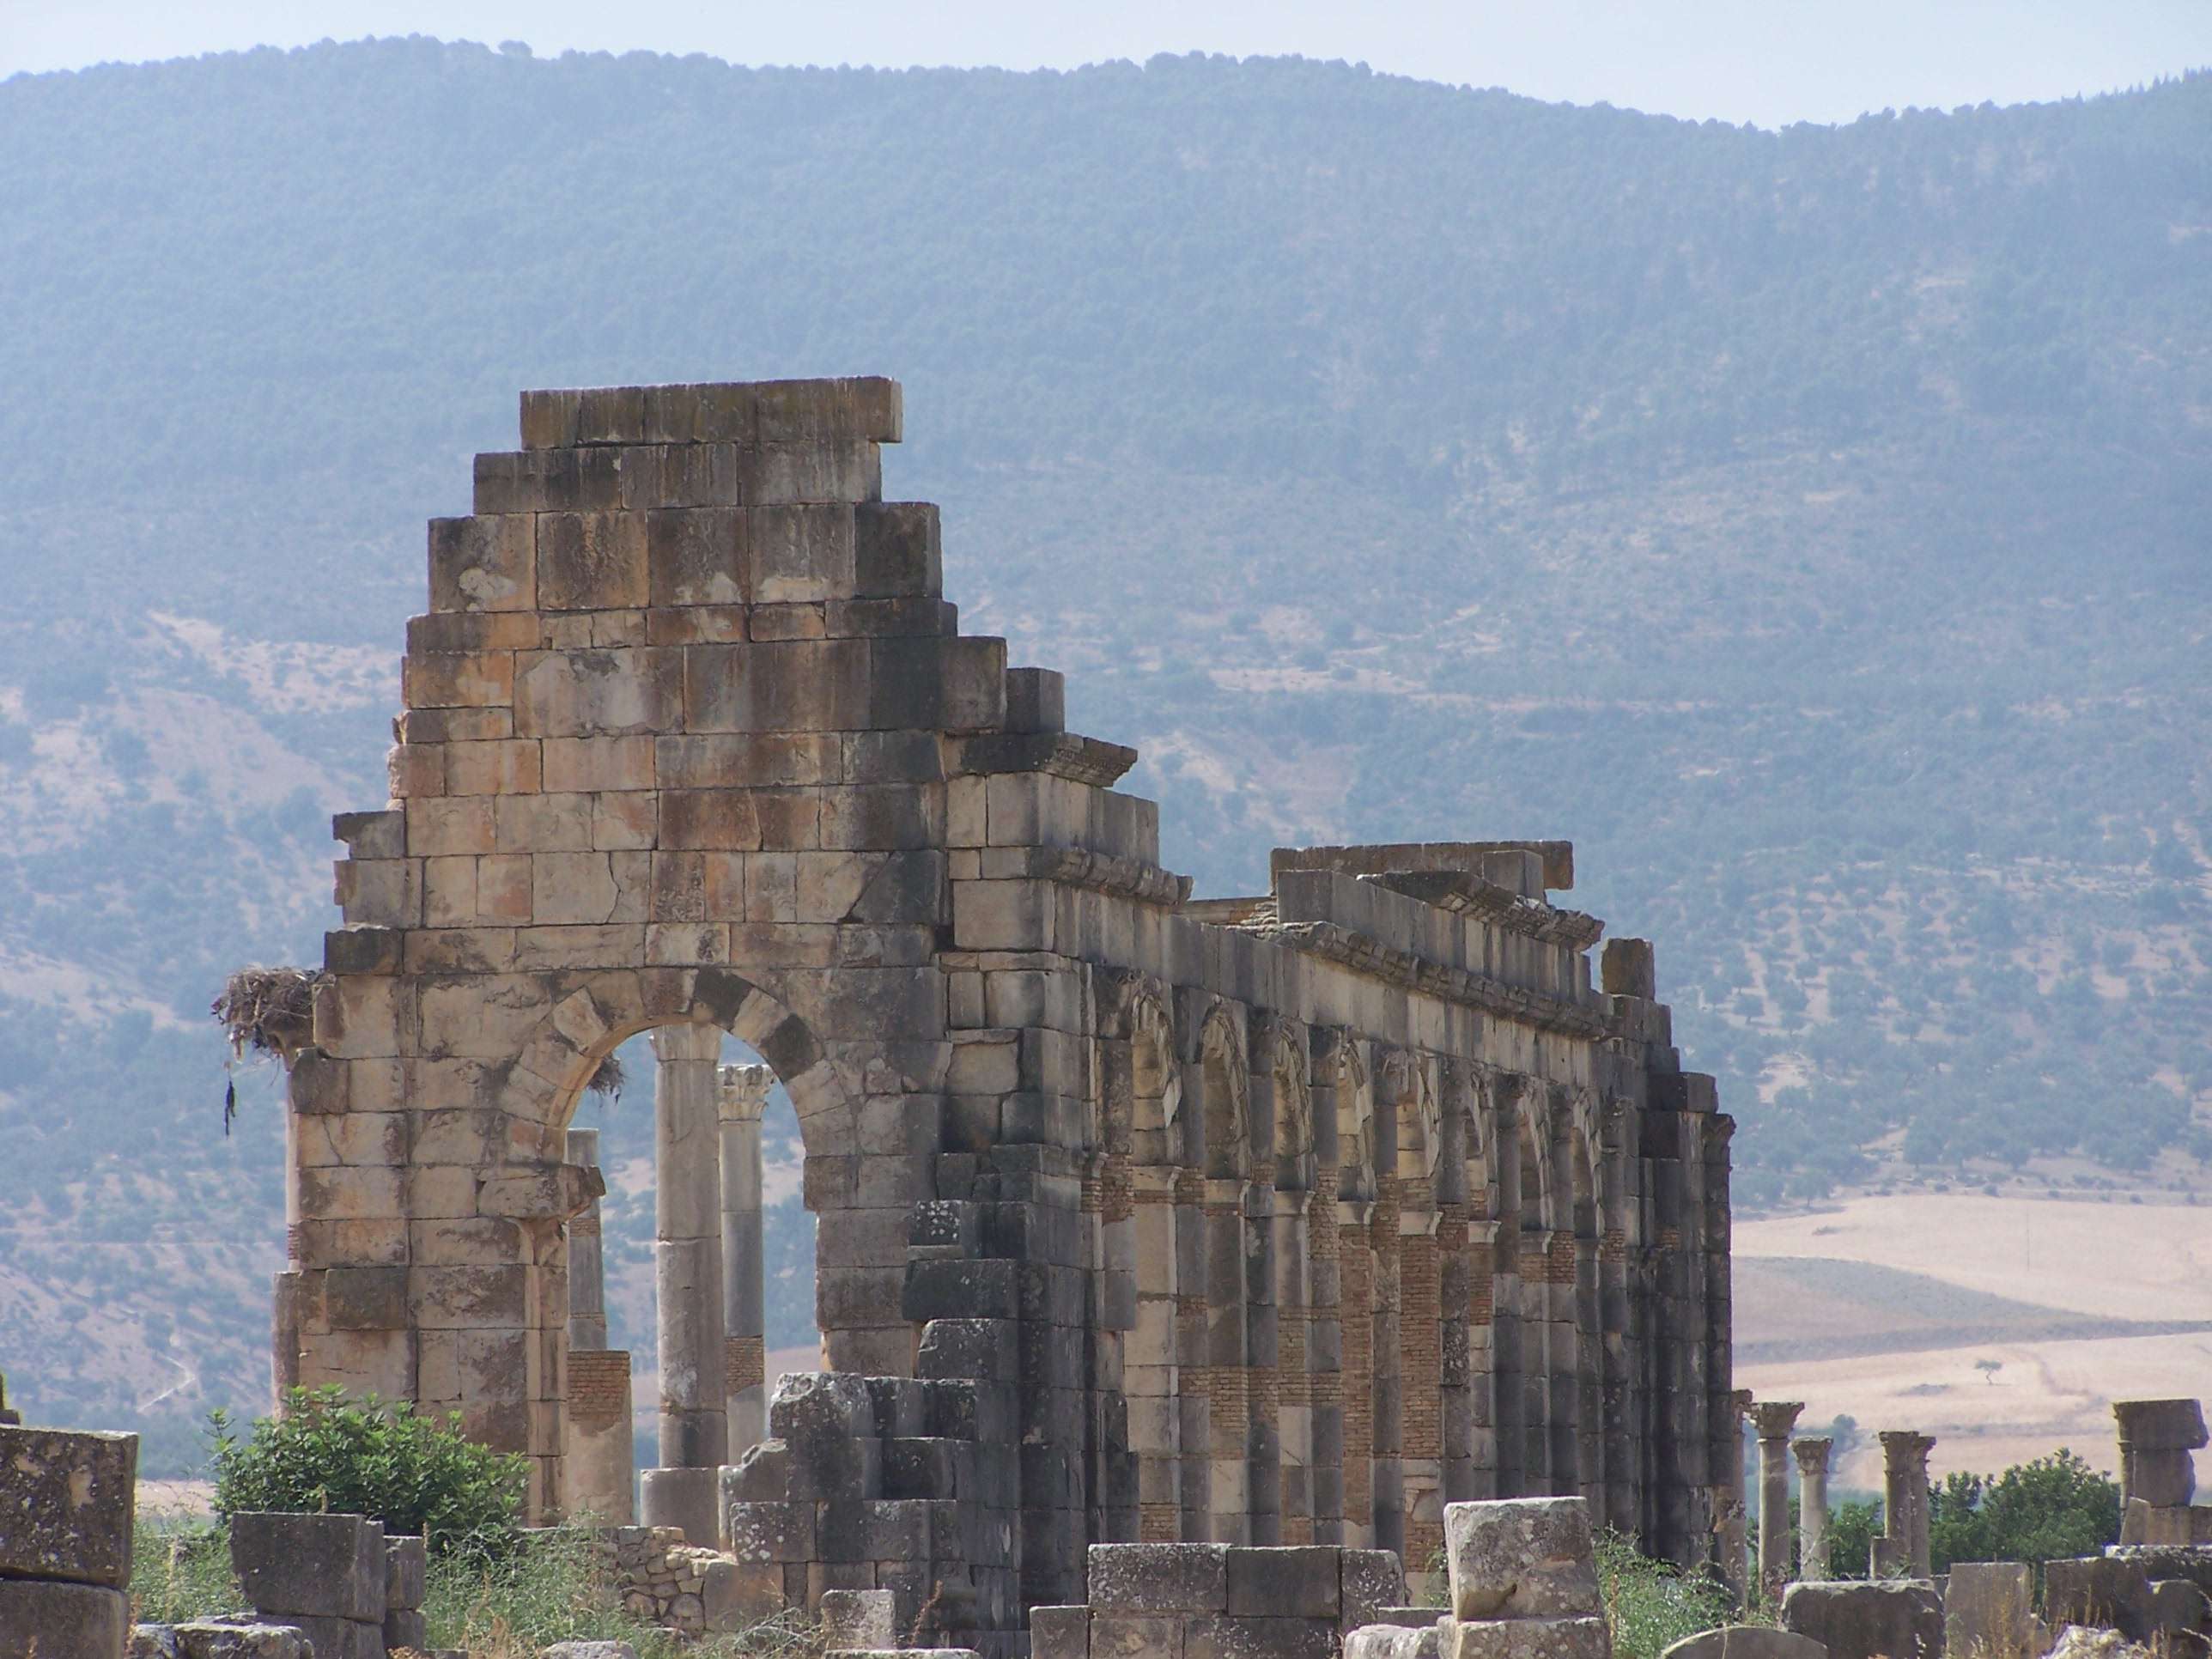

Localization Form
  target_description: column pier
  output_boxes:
[562,1127,635,1523]
[720,1063,771,1461]
[1749,1400,1804,1598]
[1793,1437,1832,1580]
[640,1024,726,1547]
[1878,1430,1936,1577]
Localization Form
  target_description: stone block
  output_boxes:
[384,1534,428,1610]
[1443,1498,1601,1621]
[2117,1400,2209,1452]
[821,1587,896,1648]
[428,514,534,612]
[751,503,856,602]
[0,1423,138,1587]
[541,1643,641,1659]
[853,502,941,599]
[1186,1613,1344,1659]
[1942,1563,2032,1659]
[1662,1629,1830,1659]
[171,1622,319,1657]
[1226,1546,1342,1619]
[383,1606,428,1650]
[1090,1611,1188,1657]
[270,1615,384,1659]
[2132,1450,2198,1509]
[0,1579,130,1658]
[131,1628,181,1659]
[1087,1541,1231,1613]
[1029,1603,1089,1659]
[1444,1616,1612,1659]
[229,1511,386,1620]
[1781,1580,1943,1659]
[537,512,649,611]
[639,1465,720,1548]
[1343,1550,1413,1629]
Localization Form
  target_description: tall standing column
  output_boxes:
[1793,1437,1832,1579]
[563,1127,635,1523]
[639,1024,726,1547]
[1878,1430,1936,1577]
[719,1063,771,1460]
[1749,1401,1804,1600]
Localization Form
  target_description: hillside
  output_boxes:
[1735,1194,2212,1486]
[0,42,2206,1468]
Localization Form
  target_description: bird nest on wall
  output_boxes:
[213,964,319,1061]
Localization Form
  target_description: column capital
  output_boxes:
[1792,1436,1832,1473]
[719,1062,774,1121]
[650,1022,722,1064]
[1879,1428,1936,1463]
[1748,1400,1804,1438]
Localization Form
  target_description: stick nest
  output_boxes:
[213,966,319,1060]
[586,1053,625,1097]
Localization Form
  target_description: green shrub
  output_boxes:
[1824,1498,1883,1579]
[1930,1450,2120,1572]
[1595,1529,1745,1659]
[210,1386,526,1554]
[130,1518,241,1624]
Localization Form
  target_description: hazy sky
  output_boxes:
[3,0,2206,128]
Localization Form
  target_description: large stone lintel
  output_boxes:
[1273,841,1576,894]
[1271,920,1604,1037]
[1365,872,1604,950]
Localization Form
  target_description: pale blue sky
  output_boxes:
[3,0,2206,127]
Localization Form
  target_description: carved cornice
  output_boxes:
[1365,871,1605,950]
[1267,920,1607,1037]
[1020,845,1193,908]
[956,731,1139,787]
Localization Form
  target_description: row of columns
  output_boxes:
[1744,1400,1934,1592]
[561,1029,773,1540]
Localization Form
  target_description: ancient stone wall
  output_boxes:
[280,377,1735,1624]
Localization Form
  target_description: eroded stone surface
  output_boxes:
[1781,1580,1943,1659]
[0,1424,138,1588]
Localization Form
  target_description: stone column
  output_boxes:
[639,1024,726,1547]
[1748,1401,1804,1597]
[1878,1430,1935,1577]
[1793,1437,1832,1579]
[562,1127,634,1522]
[719,1063,771,1461]
[566,1128,610,1352]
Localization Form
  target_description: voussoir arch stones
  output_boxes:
[505,964,860,1157]
[1664,1629,1831,1659]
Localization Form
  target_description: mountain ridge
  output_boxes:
[0,41,2204,1468]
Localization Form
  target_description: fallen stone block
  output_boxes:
[0,1577,131,1659]
[1443,1498,1601,1621]
[1943,1561,2034,1659]
[1346,1624,1449,1659]
[274,1614,386,1659]
[1088,1541,1232,1613]
[1028,1604,1088,1659]
[131,1628,183,1659]
[2045,1626,2154,1659]
[1443,1613,1612,1659]
[0,1423,139,1588]
[1225,1545,1343,1620]
[2047,1559,2156,1639]
[1343,1549,1413,1629]
[822,1587,896,1648]
[1662,1626,1829,1659]
[229,1510,387,1621]
[539,1644,641,1659]
[173,1624,315,1659]
[1183,1612,1344,1658]
[1780,1580,1943,1659]
[384,1606,429,1650]
[385,1534,428,1610]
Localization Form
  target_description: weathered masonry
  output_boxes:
[278,377,1735,1619]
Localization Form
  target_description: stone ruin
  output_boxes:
[254,374,1740,1643]
[259,374,1738,1644]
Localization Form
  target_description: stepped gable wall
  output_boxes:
[279,376,1735,1613]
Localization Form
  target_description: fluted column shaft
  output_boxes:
[652,1024,726,1469]
[1880,1430,1936,1577]
[720,1063,771,1460]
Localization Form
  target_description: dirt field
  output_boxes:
[1735,1194,2212,1487]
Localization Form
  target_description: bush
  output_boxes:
[210,1386,526,1555]
[1824,1498,1883,1578]
[1595,1528,1745,1659]
[1930,1449,2120,1571]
